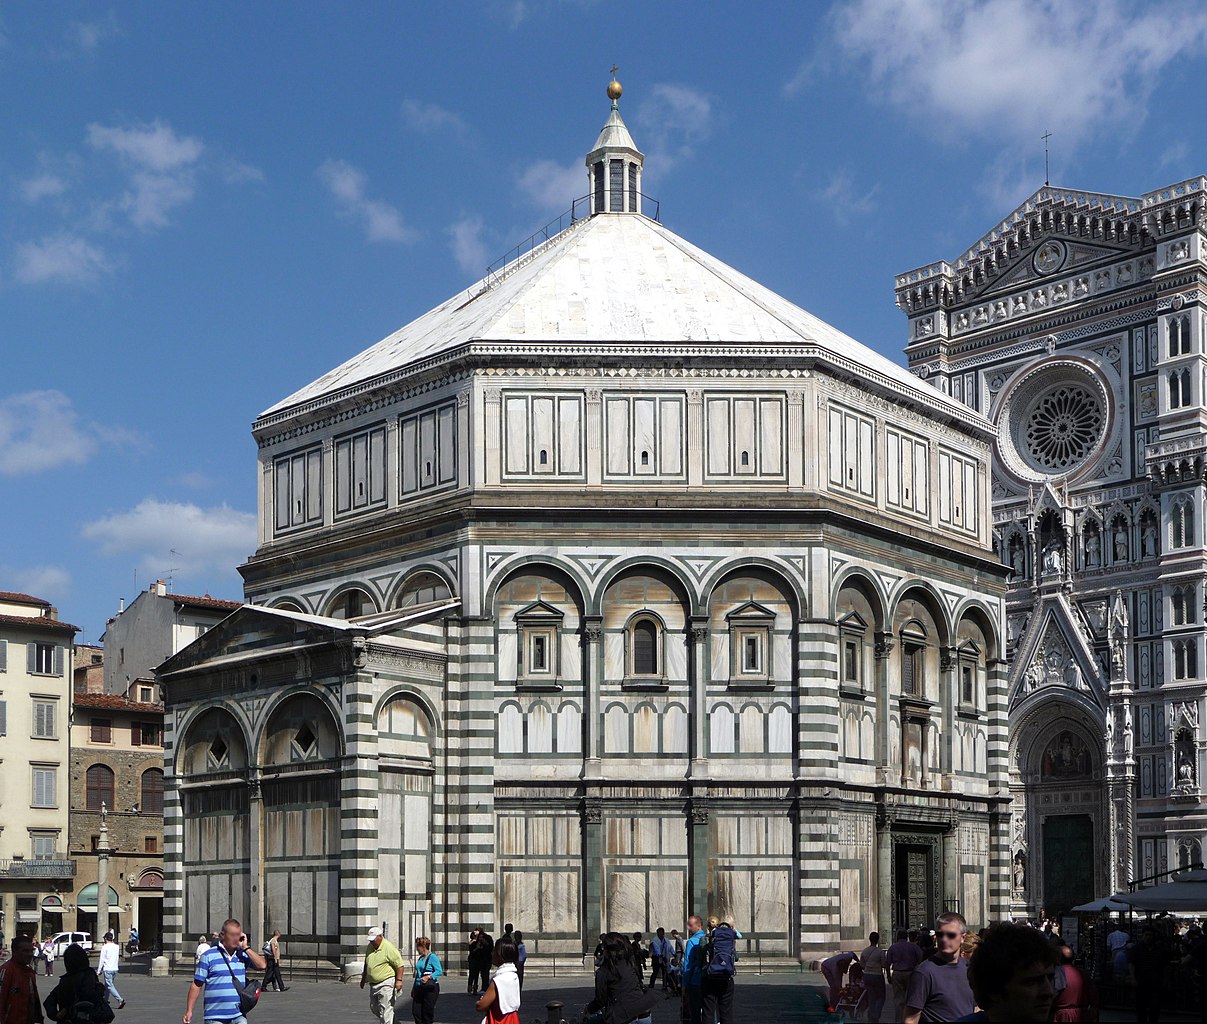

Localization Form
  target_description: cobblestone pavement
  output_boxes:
[23,960,1198,1023]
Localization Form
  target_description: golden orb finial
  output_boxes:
[608,64,622,102]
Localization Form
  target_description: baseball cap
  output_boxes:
[368,927,383,941]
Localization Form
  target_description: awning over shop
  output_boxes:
[1119,869,1207,913]
[76,884,120,910]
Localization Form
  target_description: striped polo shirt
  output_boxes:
[195,944,249,1021]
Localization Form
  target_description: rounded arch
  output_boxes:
[373,684,443,739]
[953,600,1002,662]
[1010,699,1103,780]
[891,581,953,647]
[484,557,589,616]
[267,596,307,613]
[321,582,379,620]
[132,867,164,890]
[255,687,345,766]
[591,556,698,617]
[830,567,888,629]
[700,559,805,619]
[175,704,251,776]
[386,565,456,610]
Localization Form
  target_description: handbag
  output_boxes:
[219,947,262,1015]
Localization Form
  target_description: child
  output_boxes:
[667,952,683,996]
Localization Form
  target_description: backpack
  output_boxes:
[705,925,737,977]
[63,973,116,1024]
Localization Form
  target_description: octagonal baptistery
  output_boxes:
[159,87,1010,971]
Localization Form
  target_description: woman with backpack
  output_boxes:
[584,933,658,1024]
[43,944,114,1023]
[701,916,739,1024]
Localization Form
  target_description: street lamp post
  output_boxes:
[97,803,111,941]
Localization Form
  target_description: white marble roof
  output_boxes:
[261,213,968,418]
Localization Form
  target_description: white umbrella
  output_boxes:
[1119,869,1207,913]
[1070,895,1131,913]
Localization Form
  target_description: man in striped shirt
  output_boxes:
[184,919,267,1024]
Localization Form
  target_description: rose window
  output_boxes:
[1022,385,1104,471]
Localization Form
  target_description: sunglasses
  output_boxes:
[937,931,963,940]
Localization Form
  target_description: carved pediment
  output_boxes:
[968,237,1135,302]
[1010,595,1105,710]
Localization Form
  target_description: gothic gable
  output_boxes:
[963,236,1135,303]
[1010,595,1104,711]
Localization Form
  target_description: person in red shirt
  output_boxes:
[0,935,43,1024]
[1051,945,1099,1022]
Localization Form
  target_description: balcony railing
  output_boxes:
[0,857,76,878]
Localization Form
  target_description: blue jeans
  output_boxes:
[102,970,123,1002]
[205,1017,247,1024]
[686,984,703,1024]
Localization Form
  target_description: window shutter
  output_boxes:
[0,638,7,672]
[53,645,63,676]
[131,724,142,746]
[28,643,36,673]
[0,700,6,735]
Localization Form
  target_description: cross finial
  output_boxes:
[1042,130,1053,186]
[610,64,619,78]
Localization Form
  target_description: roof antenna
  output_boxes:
[1042,130,1052,187]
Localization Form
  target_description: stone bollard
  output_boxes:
[149,955,170,977]
[545,1000,565,1024]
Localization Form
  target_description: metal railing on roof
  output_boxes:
[481,192,661,290]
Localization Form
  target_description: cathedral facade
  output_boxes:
[160,87,1010,969]
[897,179,1207,916]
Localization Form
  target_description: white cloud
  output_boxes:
[0,565,72,600]
[517,159,585,209]
[0,390,101,473]
[816,0,1207,149]
[82,498,257,579]
[816,169,879,225]
[448,215,490,275]
[219,159,265,185]
[13,234,110,284]
[401,99,468,136]
[317,159,415,243]
[635,83,713,180]
[175,470,215,490]
[20,173,68,203]
[64,13,120,53]
[88,120,204,230]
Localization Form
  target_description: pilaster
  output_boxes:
[689,802,710,915]
[583,617,603,778]
[687,390,704,488]
[688,617,709,778]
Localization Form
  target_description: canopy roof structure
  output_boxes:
[1119,870,1207,913]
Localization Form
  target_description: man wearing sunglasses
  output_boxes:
[902,913,975,1024]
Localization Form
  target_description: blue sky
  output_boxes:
[4,0,1207,640]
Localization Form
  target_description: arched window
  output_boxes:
[395,572,451,608]
[327,587,376,620]
[631,618,660,677]
[1175,640,1199,680]
[1170,371,1183,408]
[140,768,164,815]
[86,764,114,811]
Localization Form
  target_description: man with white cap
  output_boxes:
[360,926,406,1024]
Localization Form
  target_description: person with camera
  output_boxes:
[184,919,266,1024]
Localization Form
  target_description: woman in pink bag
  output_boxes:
[474,937,521,1024]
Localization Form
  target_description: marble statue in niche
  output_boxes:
[1042,731,1092,778]
[1010,537,1027,576]
[1013,851,1026,892]
[1113,522,1129,561]
[1084,526,1101,568]
[1142,515,1158,558]
[1042,542,1063,575]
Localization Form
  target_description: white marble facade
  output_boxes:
[900,179,1207,914]
[161,89,1010,970]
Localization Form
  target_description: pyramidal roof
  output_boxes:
[260,91,982,428]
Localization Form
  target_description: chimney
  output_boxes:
[46,606,58,621]
[152,580,167,597]
[118,597,125,614]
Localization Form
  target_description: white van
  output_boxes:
[46,932,92,957]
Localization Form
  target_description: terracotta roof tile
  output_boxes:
[72,692,164,714]
[170,593,241,611]
[0,612,79,634]
[0,591,52,606]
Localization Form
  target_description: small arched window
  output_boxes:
[141,768,164,815]
[1173,498,1196,549]
[86,764,114,811]
[631,618,660,676]
[1173,587,1186,626]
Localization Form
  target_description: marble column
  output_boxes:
[876,806,893,934]
[688,618,710,778]
[583,799,603,952]
[583,617,603,779]
[690,804,710,916]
